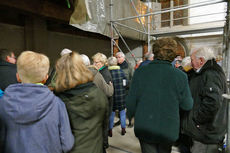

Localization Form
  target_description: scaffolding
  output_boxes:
[110,0,230,152]
[110,0,227,62]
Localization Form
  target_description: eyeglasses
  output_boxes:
[94,61,101,64]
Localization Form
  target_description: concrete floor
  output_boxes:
[107,118,180,153]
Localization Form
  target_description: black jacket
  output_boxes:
[99,66,112,84]
[182,59,227,144]
[0,60,17,91]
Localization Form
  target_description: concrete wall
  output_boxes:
[0,19,143,67]
[0,22,111,65]
[0,21,224,69]
[185,35,223,56]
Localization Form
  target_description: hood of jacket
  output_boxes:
[1,83,55,124]
[57,82,98,119]
[88,66,98,76]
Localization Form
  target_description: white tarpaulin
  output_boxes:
[69,0,160,41]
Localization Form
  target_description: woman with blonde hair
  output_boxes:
[55,52,109,153]
[92,52,113,152]
[92,53,112,84]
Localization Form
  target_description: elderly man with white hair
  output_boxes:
[182,47,227,153]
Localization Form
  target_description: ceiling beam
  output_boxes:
[0,0,73,22]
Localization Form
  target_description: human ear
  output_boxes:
[16,73,21,83]
[200,57,205,65]
[41,74,49,84]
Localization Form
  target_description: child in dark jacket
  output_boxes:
[0,51,74,153]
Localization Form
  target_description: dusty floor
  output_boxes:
[107,118,180,153]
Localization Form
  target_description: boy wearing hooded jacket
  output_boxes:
[0,51,74,153]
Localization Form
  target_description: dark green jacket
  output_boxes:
[126,60,193,143]
[57,82,108,153]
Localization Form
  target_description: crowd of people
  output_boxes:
[0,37,227,153]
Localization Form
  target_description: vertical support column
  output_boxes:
[142,42,148,59]
[110,0,114,56]
[225,1,230,153]
[24,16,47,52]
[113,39,119,56]
[170,0,174,27]
[147,0,151,52]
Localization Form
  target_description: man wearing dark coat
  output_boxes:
[0,49,17,91]
[182,47,227,153]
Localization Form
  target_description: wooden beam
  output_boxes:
[0,0,73,22]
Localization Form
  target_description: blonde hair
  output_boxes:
[55,52,94,92]
[108,56,117,66]
[92,52,108,66]
[17,51,50,83]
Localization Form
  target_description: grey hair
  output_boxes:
[144,52,154,60]
[192,47,216,61]
[80,54,90,66]
[108,56,118,66]
[181,56,191,68]
[116,52,125,58]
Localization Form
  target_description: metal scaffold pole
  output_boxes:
[110,0,114,56]
[224,0,230,152]
[147,0,151,52]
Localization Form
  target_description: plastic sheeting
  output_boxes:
[70,0,159,41]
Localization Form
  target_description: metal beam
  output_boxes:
[113,0,225,22]
[113,25,137,62]
[113,21,147,34]
[130,0,147,33]
[150,21,224,37]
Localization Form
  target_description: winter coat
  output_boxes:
[126,60,193,143]
[139,60,152,67]
[118,60,133,86]
[0,84,74,153]
[89,66,114,97]
[182,59,227,144]
[99,66,112,84]
[108,66,127,111]
[99,66,113,115]
[57,82,109,153]
[0,60,17,91]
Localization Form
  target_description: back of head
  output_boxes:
[144,52,154,60]
[17,51,50,83]
[152,37,177,62]
[80,54,90,66]
[192,47,216,61]
[108,57,118,66]
[55,52,93,92]
[0,49,12,61]
[181,56,192,72]
[116,52,125,58]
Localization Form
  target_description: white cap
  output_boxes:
[80,54,90,66]
[60,48,72,56]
